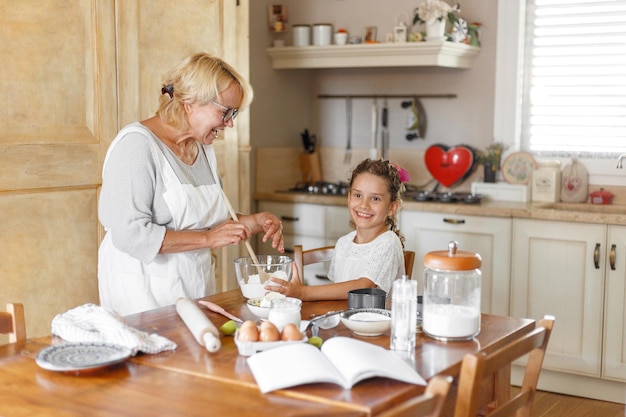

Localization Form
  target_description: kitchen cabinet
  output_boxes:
[399,210,511,316]
[266,41,480,69]
[603,225,626,381]
[511,219,603,376]
[510,219,626,402]
[257,201,351,286]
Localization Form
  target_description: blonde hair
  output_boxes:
[156,52,254,131]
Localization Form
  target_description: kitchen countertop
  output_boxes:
[255,191,626,226]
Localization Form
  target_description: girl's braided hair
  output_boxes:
[348,158,405,248]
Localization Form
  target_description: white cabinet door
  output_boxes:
[511,219,605,377]
[603,225,626,381]
[400,211,511,315]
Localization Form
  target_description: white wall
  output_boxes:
[250,0,498,155]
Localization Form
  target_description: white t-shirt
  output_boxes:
[328,230,404,293]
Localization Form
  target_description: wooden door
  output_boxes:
[115,0,249,293]
[0,0,249,342]
[0,0,118,340]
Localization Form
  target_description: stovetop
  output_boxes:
[406,191,482,204]
[280,182,483,204]
[283,181,349,196]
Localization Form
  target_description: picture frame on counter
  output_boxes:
[364,26,377,43]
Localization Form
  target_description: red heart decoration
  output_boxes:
[425,145,475,187]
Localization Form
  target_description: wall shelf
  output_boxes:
[266,41,480,70]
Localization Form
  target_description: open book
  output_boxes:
[247,337,426,393]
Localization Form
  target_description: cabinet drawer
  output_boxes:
[259,201,326,237]
[325,205,352,239]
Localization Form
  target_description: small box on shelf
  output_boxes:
[471,181,530,203]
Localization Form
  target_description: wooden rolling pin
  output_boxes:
[176,297,221,352]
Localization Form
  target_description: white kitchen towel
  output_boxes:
[51,303,177,355]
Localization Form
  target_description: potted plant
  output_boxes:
[413,1,461,40]
[476,142,507,183]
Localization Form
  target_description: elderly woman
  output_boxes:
[98,52,284,316]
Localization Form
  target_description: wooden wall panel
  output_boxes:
[0,189,99,341]
[0,0,249,343]
[0,0,117,341]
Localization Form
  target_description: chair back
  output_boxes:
[294,245,416,281]
[0,303,26,343]
[378,375,452,417]
[403,250,415,279]
[454,315,555,417]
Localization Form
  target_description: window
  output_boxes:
[521,0,626,156]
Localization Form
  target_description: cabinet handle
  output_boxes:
[280,216,299,222]
[594,243,601,269]
[610,244,616,271]
[443,218,465,224]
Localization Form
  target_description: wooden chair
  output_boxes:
[378,375,452,417]
[403,250,415,279]
[454,315,556,417]
[293,245,416,281]
[0,303,26,343]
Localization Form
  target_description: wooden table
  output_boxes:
[0,290,534,416]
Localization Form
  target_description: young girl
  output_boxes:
[269,158,406,301]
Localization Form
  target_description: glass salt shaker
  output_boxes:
[423,241,482,341]
[390,275,417,352]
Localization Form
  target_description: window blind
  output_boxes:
[522,0,626,156]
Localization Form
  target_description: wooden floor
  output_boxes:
[521,390,625,417]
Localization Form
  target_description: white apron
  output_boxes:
[98,126,229,316]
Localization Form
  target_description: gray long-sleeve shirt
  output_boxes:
[98,122,217,264]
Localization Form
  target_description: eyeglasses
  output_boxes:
[210,101,239,123]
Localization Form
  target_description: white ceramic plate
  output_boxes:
[501,151,537,185]
[340,308,392,336]
[36,343,132,372]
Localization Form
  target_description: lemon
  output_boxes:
[219,320,237,336]
[308,336,323,348]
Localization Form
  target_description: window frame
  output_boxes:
[494,0,626,185]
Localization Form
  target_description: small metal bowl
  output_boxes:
[347,288,387,310]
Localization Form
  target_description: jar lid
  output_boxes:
[424,241,481,270]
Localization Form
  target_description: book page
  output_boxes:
[247,342,350,393]
[321,337,427,387]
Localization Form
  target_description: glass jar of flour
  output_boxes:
[423,241,482,341]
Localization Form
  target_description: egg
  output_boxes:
[259,321,280,342]
[237,320,259,342]
[281,323,302,341]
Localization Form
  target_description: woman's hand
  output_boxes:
[240,211,284,253]
[206,220,252,250]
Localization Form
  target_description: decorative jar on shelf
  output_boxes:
[425,19,446,40]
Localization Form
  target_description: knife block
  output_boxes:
[299,152,322,185]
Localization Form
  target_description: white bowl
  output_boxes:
[235,255,294,299]
[340,308,392,336]
[246,297,271,319]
